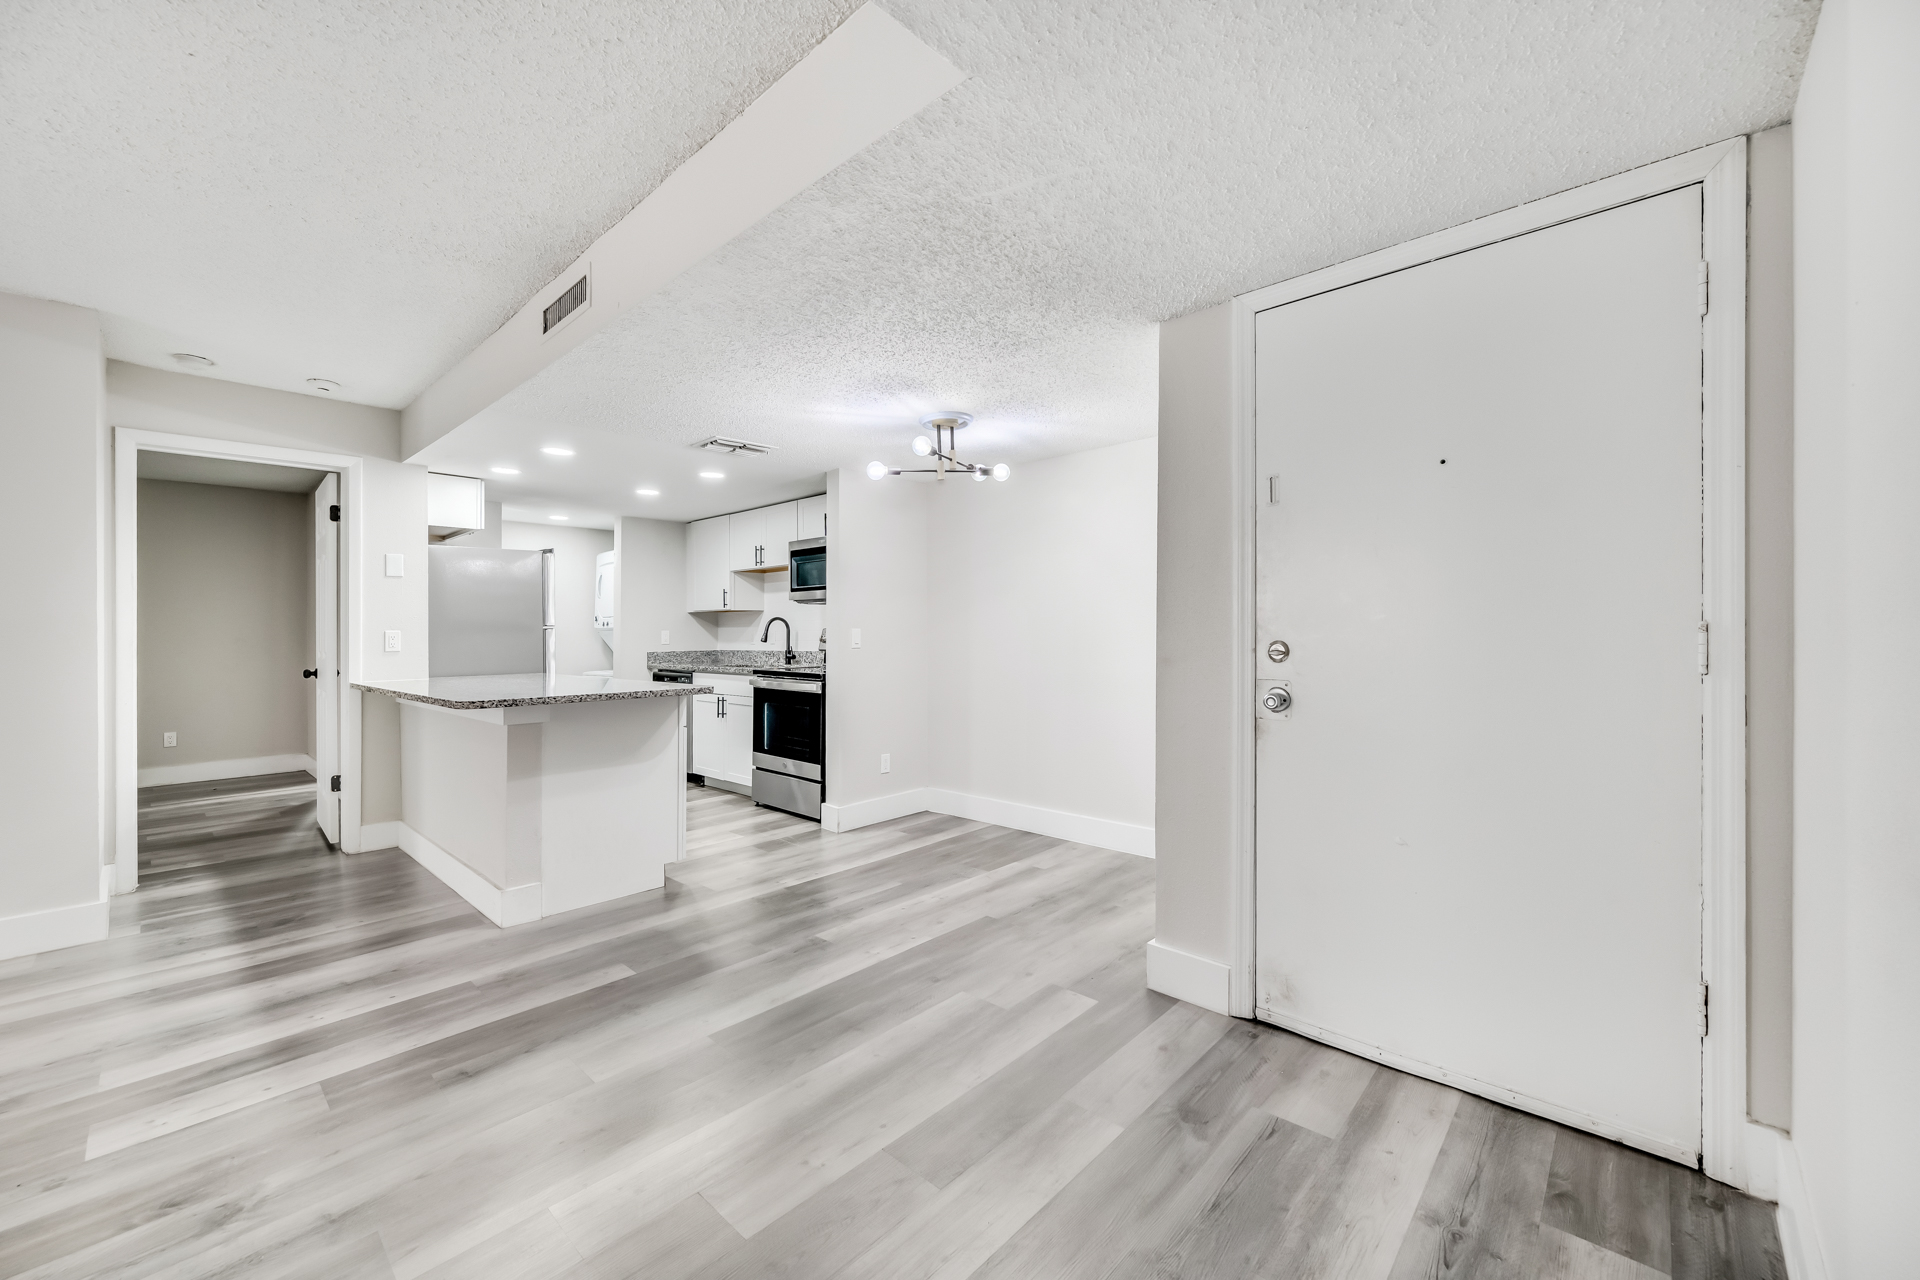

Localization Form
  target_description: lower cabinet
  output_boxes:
[689,684,754,790]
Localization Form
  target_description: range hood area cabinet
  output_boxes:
[685,493,827,613]
[427,473,486,542]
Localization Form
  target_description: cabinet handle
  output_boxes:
[722,587,728,608]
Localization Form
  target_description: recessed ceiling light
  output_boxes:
[490,466,519,475]
[306,378,341,393]
[549,514,569,520]
[170,353,215,367]
[541,446,575,457]
[698,471,724,480]
[635,488,659,497]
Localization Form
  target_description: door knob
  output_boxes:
[1262,686,1292,714]
[302,669,318,679]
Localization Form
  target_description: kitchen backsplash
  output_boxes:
[647,648,825,670]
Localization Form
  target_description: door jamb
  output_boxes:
[1226,138,1750,1187]
[113,428,367,890]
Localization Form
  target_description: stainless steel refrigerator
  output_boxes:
[427,546,556,677]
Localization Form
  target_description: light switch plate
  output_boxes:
[880,753,890,774]
[384,630,402,652]
[851,628,862,649]
[385,554,405,577]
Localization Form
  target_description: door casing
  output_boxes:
[1222,138,1751,1187]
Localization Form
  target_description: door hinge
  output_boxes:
[1699,982,1710,1037]
[329,504,341,522]
[329,775,342,793]
[1697,622,1709,676]
[1697,261,1709,317]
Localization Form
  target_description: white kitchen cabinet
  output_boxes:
[427,473,486,539]
[758,501,798,570]
[687,516,761,612]
[797,494,827,541]
[689,687,753,789]
[728,507,765,572]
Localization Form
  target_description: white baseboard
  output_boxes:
[1146,939,1232,1014]
[357,820,402,851]
[0,896,111,962]
[924,789,1153,857]
[393,823,541,928]
[821,788,931,833]
[1753,1127,1829,1280]
[137,753,316,788]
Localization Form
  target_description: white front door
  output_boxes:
[1254,186,1706,1161]
[314,473,341,844]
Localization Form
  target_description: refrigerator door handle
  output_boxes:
[541,549,557,680]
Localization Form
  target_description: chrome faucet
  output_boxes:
[760,616,795,665]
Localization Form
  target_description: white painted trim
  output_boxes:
[820,788,929,833]
[1260,1005,1697,1166]
[923,789,1153,858]
[113,429,365,890]
[1761,1130,1831,1280]
[357,820,402,851]
[1229,138,1752,1185]
[137,753,316,788]
[0,897,110,963]
[393,822,541,927]
[1146,939,1231,1014]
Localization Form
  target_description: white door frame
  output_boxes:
[1225,138,1751,1187]
[113,428,369,890]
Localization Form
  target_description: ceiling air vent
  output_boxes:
[543,275,589,334]
[695,437,777,456]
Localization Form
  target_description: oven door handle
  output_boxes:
[751,678,824,693]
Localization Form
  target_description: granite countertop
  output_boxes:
[352,674,714,709]
[646,649,824,680]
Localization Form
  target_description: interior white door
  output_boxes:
[1254,186,1706,1161]
[313,473,341,844]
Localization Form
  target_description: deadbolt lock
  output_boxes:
[1262,685,1292,715]
[1266,640,1290,663]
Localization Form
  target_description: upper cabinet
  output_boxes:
[687,515,761,613]
[758,502,797,570]
[427,473,486,541]
[685,494,824,612]
[797,495,827,541]
[728,506,765,572]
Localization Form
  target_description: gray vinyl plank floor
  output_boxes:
[0,775,1784,1278]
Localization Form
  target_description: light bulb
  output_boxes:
[992,463,1011,482]
[972,468,986,482]
[911,435,934,457]
[866,461,889,481]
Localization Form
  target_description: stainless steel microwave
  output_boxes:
[789,537,825,604]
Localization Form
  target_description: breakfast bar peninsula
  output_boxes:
[353,674,712,926]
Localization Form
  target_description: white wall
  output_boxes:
[1790,0,1920,1270]
[1153,300,1240,965]
[0,293,109,957]
[137,479,312,775]
[927,439,1157,853]
[822,466,930,825]
[611,516,689,678]
[501,520,614,675]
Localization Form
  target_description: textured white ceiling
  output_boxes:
[7,1,1817,523]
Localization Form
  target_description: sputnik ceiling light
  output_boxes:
[867,414,1009,483]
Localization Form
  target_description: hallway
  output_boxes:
[0,776,1782,1278]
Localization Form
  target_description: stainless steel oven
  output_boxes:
[788,537,825,604]
[750,668,823,820]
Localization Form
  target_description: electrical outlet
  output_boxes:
[851,628,862,649]
[880,753,890,774]
[384,553,405,578]
[660,630,670,645]
[384,630,402,652]
[162,731,177,748]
